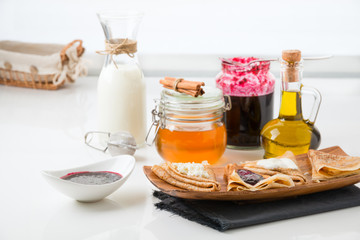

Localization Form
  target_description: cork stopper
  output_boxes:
[282,50,301,63]
[281,50,302,83]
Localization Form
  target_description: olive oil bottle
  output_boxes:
[261,50,321,158]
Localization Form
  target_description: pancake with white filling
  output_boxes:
[240,151,307,184]
[151,162,220,192]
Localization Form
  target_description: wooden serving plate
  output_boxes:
[143,146,360,200]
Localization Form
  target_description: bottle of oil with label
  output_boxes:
[260,50,322,158]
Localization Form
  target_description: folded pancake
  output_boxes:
[240,151,307,184]
[308,149,360,181]
[225,164,295,191]
[151,162,220,192]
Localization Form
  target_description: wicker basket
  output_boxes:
[0,40,85,90]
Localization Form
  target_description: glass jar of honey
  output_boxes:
[147,87,230,164]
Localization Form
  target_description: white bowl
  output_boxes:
[41,155,135,202]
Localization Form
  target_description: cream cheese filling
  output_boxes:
[257,158,299,170]
[172,162,210,178]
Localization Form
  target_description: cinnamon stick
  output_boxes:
[159,77,205,97]
[160,79,200,91]
[163,77,205,91]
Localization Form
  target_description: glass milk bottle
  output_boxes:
[97,11,146,147]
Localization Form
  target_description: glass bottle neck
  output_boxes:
[97,11,143,68]
[97,11,143,41]
[278,61,303,120]
[104,54,139,68]
[280,60,303,91]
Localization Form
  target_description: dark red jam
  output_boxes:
[237,169,264,185]
[224,93,274,147]
[60,171,122,185]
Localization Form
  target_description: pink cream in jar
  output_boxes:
[216,57,275,149]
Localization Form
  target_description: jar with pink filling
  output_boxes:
[216,57,275,149]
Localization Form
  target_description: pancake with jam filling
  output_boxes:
[225,164,295,191]
[240,151,307,184]
[151,162,220,192]
[308,149,360,181]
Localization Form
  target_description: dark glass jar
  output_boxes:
[216,57,275,149]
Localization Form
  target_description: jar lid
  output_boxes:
[160,86,225,114]
[221,57,271,73]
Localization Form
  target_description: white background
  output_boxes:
[1,0,360,76]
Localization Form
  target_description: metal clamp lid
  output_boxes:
[224,95,232,111]
[145,100,164,146]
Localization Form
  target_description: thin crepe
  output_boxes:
[240,151,307,184]
[308,149,360,181]
[225,164,295,191]
[151,163,220,192]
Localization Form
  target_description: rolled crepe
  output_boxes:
[240,151,307,184]
[151,162,220,192]
[308,149,360,181]
[225,164,295,191]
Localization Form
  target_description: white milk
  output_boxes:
[97,63,146,146]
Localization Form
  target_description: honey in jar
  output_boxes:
[156,122,226,164]
[149,87,230,164]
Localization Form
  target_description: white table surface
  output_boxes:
[1,76,360,240]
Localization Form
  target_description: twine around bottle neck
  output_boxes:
[96,38,137,68]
